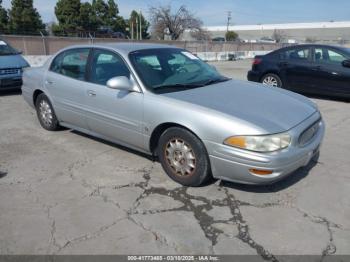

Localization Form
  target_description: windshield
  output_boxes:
[129,48,229,94]
[0,41,19,56]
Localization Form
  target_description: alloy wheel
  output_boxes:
[164,138,197,177]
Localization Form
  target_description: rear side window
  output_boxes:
[50,48,90,80]
[280,47,310,61]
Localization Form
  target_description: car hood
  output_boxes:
[161,79,317,134]
[0,54,29,69]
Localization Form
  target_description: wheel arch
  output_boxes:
[33,89,44,105]
[259,71,281,82]
[149,122,202,156]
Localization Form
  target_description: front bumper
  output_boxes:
[205,112,325,185]
[0,76,22,91]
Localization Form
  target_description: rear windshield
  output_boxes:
[0,41,19,56]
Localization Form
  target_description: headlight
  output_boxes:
[224,133,291,152]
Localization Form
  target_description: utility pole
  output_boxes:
[136,17,139,40]
[131,21,134,40]
[139,10,142,40]
[226,11,232,41]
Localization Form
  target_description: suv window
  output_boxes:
[50,48,90,80]
[281,47,310,61]
[89,49,131,85]
[314,48,347,65]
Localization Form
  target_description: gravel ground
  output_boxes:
[0,60,349,259]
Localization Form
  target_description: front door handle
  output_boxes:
[312,65,322,71]
[279,61,288,66]
[87,90,96,97]
[45,80,53,85]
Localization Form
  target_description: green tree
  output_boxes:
[55,0,81,35]
[0,0,8,32]
[92,0,108,27]
[128,10,150,39]
[8,0,45,34]
[225,30,238,41]
[92,0,126,32]
[79,2,98,32]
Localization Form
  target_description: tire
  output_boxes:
[35,93,60,131]
[261,73,283,88]
[157,127,211,187]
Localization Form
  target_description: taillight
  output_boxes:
[253,58,262,65]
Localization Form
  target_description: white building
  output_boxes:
[182,21,350,44]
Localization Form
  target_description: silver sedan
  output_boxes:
[22,43,325,186]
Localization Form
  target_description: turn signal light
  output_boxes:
[249,169,273,176]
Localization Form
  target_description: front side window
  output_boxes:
[129,48,228,94]
[50,48,90,80]
[314,48,347,65]
[89,49,131,85]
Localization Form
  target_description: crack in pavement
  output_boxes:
[297,208,340,259]
[55,218,125,254]
[111,167,279,261]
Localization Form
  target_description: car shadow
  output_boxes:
[70,130,154,161]
[0,90,22,96]
[221,159,318,193]
[301,93,349,103]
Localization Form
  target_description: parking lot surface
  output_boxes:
[0,60,349,259]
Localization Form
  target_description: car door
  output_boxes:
[278,46,314,91]
[45,48,91,129]
[84,48,144,150]
[311,47,350,95]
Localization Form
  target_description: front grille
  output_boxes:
[0,68,21,75]
[299,119,321,146]
[0,78,22,87]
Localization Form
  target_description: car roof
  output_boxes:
[276,43,347,51]
[62,42,179,55]
[268,43,350,56]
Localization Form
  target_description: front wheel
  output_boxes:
[35,93,60,131]
[158,127,211,187]
[261,73,283,88]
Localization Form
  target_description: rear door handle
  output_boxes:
[87,90,96,97]
[45,80,53,85]
[312,65,322,71]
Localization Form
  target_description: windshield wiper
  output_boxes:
[201,77,231,86]
[153,83,203,90]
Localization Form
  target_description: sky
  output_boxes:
[2,0,350,26]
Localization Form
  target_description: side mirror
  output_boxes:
[106,76,134,91]
[342,59,350,68]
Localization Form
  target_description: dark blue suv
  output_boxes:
[0,40,29,91]
[247,44,350,98]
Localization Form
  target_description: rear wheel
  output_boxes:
[35,93,60,131]
[158,127,211,187]
[261,73,283,88]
